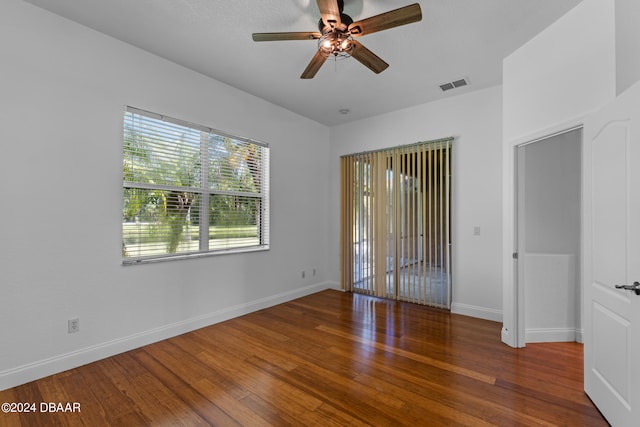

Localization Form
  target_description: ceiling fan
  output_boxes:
[252,0,422,79]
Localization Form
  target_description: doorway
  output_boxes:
[340,139,452,309]
[516,127,582,343]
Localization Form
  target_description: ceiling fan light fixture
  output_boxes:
[252,1,422,79]
[318,31,353,58]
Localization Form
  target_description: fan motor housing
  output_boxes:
[318,13,353,33]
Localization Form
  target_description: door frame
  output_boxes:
[502,116,585,348]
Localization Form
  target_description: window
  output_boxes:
[122,107,269,263]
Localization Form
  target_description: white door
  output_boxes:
[583,81,640,426]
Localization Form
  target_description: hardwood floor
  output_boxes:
[0,290,607,426]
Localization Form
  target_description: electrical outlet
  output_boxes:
[302,271,306,279]
[68,318,79,334]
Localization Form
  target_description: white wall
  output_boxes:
[523,131,581,255]
[521,130,582,342]
[503,0,615,143]
[329,86,504,321]
[523,254,577,342]
[0,0,331,390]
[501,0,616,347]
[616,0,640,94]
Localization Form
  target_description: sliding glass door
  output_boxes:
[341,139,452,309]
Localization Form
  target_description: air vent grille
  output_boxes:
[439,82,454,91]
[439,78,468,92]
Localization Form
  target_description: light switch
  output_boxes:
[473,226,481,236]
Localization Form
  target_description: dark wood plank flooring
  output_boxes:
[0,290,608,426]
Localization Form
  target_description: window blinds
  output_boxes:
[341,139,452,308]
[122,107,269,263]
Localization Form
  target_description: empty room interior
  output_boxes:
[1,0,639,425]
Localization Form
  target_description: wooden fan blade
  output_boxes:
[252,32,321,42]
[348,40,389,74]
[316,0,342,27]
[348,3,422,37]
[301,50,328,79]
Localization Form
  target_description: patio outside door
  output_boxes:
[340,139,452,309]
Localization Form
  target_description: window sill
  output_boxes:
[122,245,270,266]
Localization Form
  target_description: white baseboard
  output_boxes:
[450,302,502,322]
[501,326,522,348]
[0,282,331,391]
[325,281,342,291]
[525,327,581,343]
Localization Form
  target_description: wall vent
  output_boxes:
[439,78,468,92]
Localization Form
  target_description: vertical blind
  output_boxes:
[122,107,269,263]
[340,138,452,308]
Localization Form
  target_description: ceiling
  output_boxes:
[25,0,582,126]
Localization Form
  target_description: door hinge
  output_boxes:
[513,252,518,259]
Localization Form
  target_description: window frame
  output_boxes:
[122,106,270,265]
